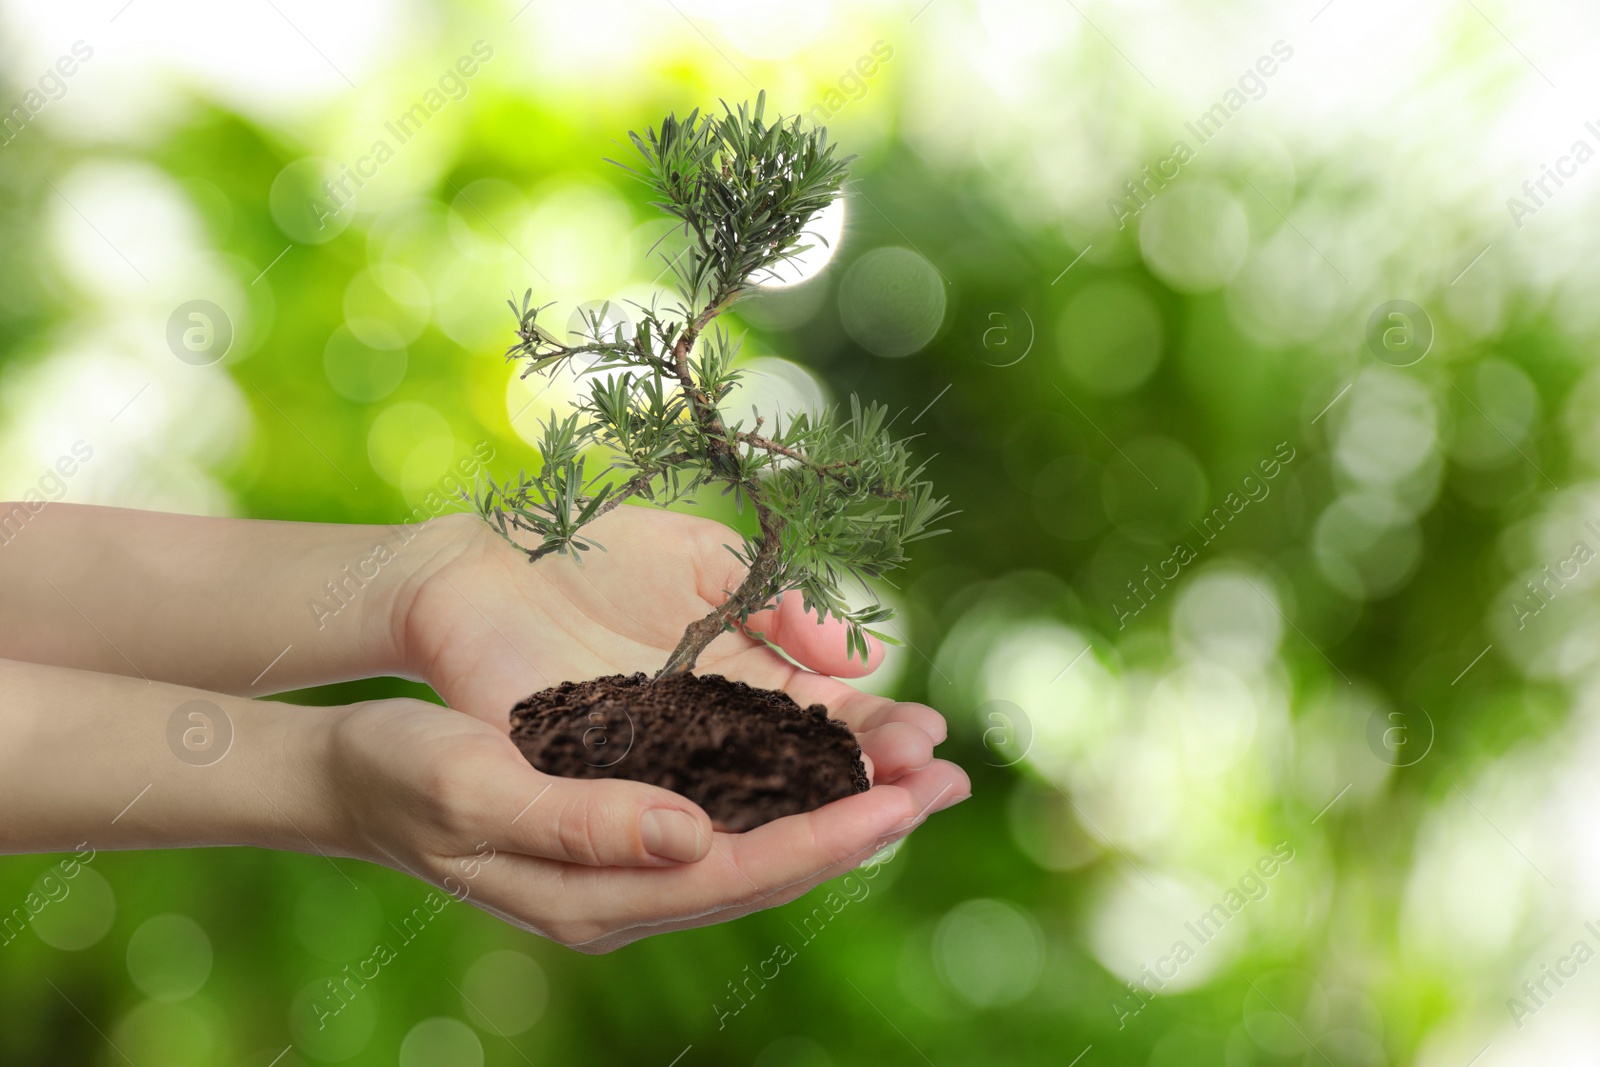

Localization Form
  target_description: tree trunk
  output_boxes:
[655,511,785,678]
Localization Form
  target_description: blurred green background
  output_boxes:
[4,0,1600,1063]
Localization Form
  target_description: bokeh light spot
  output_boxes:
[1451,358,1538,470]
[270,158,354,244]
[1057,280,1163,396]
[519,180,634,297]
[368,401,452,488]
[113,999,217,1066]
[1100,436,1209,542]
[761,198,846,288]
[722,356,828,431]
[126,913,213,1001]
[932,898,1045,1008]
[1171,568,1283,672]
[324,323,407,403]
[1334,369,1438,490]
[343,264,432,347]
[399,1017,483,1067]
[289,977,377,1061]
[30,866,115,951]
[1139,181,1249,292]
[460,950,548,1036]
[838,247,946,357]
[1314,494,1423,600]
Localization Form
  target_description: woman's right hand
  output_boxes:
[0,656,954,954]
[322,697,937,953]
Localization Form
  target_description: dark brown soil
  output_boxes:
[508,672,869,832]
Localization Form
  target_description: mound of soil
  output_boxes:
[509,672,868,832]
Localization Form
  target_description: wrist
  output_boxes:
[378,511,487,679]
[266,700,360,858]
[154,695,356,857]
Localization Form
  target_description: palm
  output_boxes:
[402,507,948,785]
[387,507,965,944]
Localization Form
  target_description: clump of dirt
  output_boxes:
[509,672,868,832]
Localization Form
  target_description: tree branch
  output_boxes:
[511,452,693,563]
[653,290,792,678]
[735,431,862,482]
[481,100,932,681]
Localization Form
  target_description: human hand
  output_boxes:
[397,507,966,806]
[0,656,941,954]
[323,696,938,952]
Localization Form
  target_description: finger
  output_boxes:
[559,781,916,920]
[574,762,971,950]
[855,721,934,783]
[872,700,948,744]
[690,783,918,907]
[745,595,884,678]
[685,760,964,919]
[464,762,970,950]
[574,840,887,951]
[487,774,715,867]
[457,780,915,947]
[593,760,968,918]
[869,759,969,833]
[778,671,949,744]
[699,643,949,749]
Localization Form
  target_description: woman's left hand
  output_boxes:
[396,507,966,802]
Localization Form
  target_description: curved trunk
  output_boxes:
[655,510,784,678]
[653,288,788,679]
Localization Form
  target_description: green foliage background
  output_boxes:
[1,1,1592,1064]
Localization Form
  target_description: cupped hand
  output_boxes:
[326,697,937,952]
[397,507,966,801]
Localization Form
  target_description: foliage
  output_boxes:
[474,93,949,675]
[7,21,1584,1065]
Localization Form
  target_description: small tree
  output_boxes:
[476,93,949,678]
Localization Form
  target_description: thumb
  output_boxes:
[493,774,715,867]
[745,595,885,678]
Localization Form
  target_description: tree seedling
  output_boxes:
[481,94,949,829]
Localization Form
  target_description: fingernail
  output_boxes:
[641,809,706,863]
[934,791,970,814]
